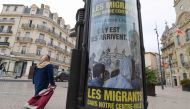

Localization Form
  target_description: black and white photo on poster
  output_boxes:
[88,16,142,89]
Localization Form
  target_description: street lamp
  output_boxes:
[154,27,164,90]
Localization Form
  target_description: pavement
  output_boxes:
[147,86,190,109]
[0,76,32,82]
[0,81,68,109]
[0,80,190,109]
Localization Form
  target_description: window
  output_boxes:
[180,5,184,10]
[14,6,18,11]
[186,29,190,41]
[42,21,47,26]
[65,46,67,51]
[1,49,6,53]
[56,54,59,60]
[25,32,30,37]
[52,27,55,32]
[4,37,9,42]
[50,38,53,45]
[39,33,44,39]
[31,9,36,15]
[183,73,187,79]
[169,55,173,67]
[7,26,12,33]
[10,18,15,22]
[36,48,42,56]
[21,46,26,54]
[6,6,10,11]
[176,36,180,45]
[48,51,51,56]
[0,26,4,32]
[180,54,184,65]
[2,18,7,21]
[29,20,33,27]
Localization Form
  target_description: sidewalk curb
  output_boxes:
[0,78,32,82]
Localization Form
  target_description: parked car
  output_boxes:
[54,71,69,82]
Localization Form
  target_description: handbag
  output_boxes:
[27,88,55,109]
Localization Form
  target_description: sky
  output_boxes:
[0,0,176,53]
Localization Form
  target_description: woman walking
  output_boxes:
[24,55,56,109]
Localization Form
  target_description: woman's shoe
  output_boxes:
[24,103,30,109]
[24,103,37,109]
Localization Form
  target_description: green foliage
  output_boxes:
[145,67,158,85]
[180,79,190,86]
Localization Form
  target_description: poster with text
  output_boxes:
[86,0,144,109]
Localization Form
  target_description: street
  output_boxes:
[0,81,190,109]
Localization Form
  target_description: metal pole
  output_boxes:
[137,0,148,108]
[154,27,164,90]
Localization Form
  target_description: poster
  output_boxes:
[87,0,144,109]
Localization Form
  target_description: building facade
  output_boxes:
[145,52,161,81]
[161,0,190,86]
[145,52,160,70]
[0,4,75,78]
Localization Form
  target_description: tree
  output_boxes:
[145,67,157,85]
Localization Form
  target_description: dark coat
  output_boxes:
[33,64,55,96]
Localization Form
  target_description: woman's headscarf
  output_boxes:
[37,55,51,68]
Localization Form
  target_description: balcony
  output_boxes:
[182,61,190,69]
[0,42,9,48]
[54,46,64,53]
[37,25,65,42]
[65,51,72,56]
[65,41,75,48]
[0,19,14,25]
[35,39,46,46]
[17,37,33,43]
[161,40,175,51]
[21,24,35,30]
[36,25,50,33]
[47,43,55,50]
[11,51,40,59]
[50,57,65,65]
[0,30,13,36]
[65,61,71,65]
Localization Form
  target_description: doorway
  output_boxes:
[14,61,27,78]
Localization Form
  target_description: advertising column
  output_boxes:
[86,0,144,109]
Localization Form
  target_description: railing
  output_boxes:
[0,30,13,35]
[36,25,50,32]
[17,37,33,43]
[37,25,66,42]
[64,40,75,48]
[51,57,64,64]
[22,24,35,29]
[0,42,10,46]
[10,52,37,57]
[0,19,15,23]
[47,43,55,49]
[53,46,65,53]
[182,61,190,68]
[161,40,175,50]
[35,39,46,45]
[65,51,72,56]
